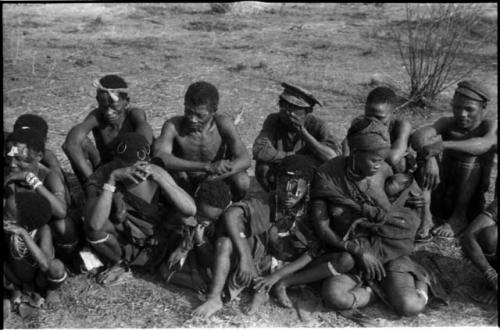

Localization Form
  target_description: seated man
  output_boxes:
[160,180,233,295]
[253,82,340,192]
[83,133,196,282]
[411,80,497,238]
[311,116,444,318]
[342,87,415,174]
[4,192,68,312]
[463,181,497,305]
[153,81,251,201]
[62,75,154,188]
[4,128,81,262]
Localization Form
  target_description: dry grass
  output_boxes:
[3,3,497,328]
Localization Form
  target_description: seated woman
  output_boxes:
[4,192,68,315]
[463,179,497,305]
[83,132,196,283]
[310,116,446,318]
[4,128,81,264]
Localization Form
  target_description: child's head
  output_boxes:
[347,116,390,177]
[365,87,396,126]
[5,128,45,173]
[384,173,412,200]
[194,180,232,226]
[112,132,151,166]
[275,154,318,209]
[13,114,49,141]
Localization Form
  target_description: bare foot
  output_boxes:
[192,297,223,318]
[416,210,434,241]
[272,282,293,308]
[45,290,61,308]
[244,291,269,315]
[432,216,467,238]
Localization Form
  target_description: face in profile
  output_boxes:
[184,103,213,131]
[97,90,128,124]
[5,142,40,174]
[451,94,484,131]
[365,102,394,126]
[352,148,389,177]
[276,174,309,209]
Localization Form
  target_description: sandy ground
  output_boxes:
[3,3,498,328]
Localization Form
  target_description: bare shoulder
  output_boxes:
[214,113,237,133]
[161,116,183,134]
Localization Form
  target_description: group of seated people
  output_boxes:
[3,74,497,321]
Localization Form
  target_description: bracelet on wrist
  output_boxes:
[103,183,116,193]
[25,172,43,190]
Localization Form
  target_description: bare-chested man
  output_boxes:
[62,75,154,187]
[411,80,497,238]
[153,81,251,201]
[253,82,340,192]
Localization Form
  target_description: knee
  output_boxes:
[478,226,498,255]
[47,259,66,280]
[232,171,250,192]
[336,252,355,272]
[321,278,354,310]
[393,294,426,317]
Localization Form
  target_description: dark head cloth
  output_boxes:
[280,82,323,108]
[15,192,53,231]
[347,116,391,152]
[113,132,150,165]
[7,127,45,153]
[13,114,49,139]
[277,154,320,182]
[455,80,490,102]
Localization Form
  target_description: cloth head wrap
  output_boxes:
[277,154,320,182]
[92,79,129,102]
[113,132,150,165]
[347,116,391,152]
[280,82,323,108]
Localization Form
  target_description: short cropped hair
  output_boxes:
[13,114,49,139]
[7,128,45,154]
[195,180,232,210]
[366,86,396,105]
[185,81,219,112]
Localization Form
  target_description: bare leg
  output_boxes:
[381,271,427,317]
[226,171,250,202]
[192,237,233,318]
[85,220,122,267]
[273,252,355,308]
[50,217,81,260]
[433,165,481,238]
[65,136,101,187]
[245,290,269,315]
[322,274,375,310]
[255,161,272,192]
[416,189,434,240]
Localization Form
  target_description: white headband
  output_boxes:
[92,79,128,102]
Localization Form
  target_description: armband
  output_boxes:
[103,183,116,193]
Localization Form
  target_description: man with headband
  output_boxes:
[153,81,251,201]
[253,82,340,192]
[83,132,196,284]
[310,116,446,319]
[63,75,154,189]
[411,79,497,239]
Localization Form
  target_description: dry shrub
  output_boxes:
[393,4,496,106]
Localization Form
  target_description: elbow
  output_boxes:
[184,201,197,217]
